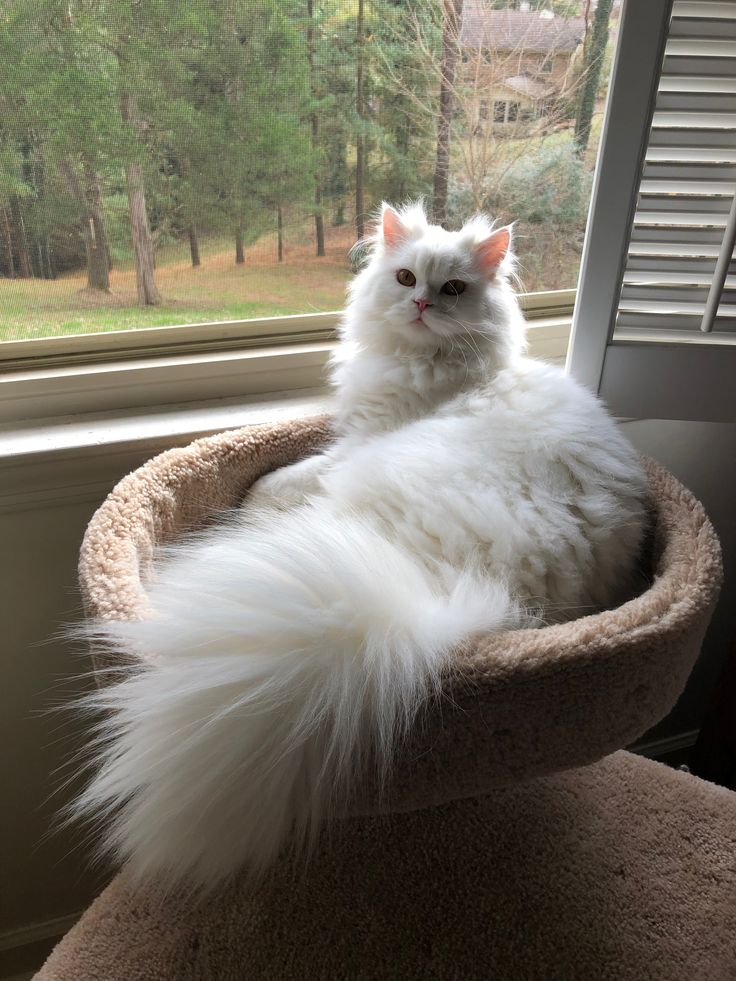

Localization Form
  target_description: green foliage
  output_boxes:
[369,0,440,205]
[0,0,597,310]
[495,142,592,225]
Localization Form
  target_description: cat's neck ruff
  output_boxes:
[332,326,511,440]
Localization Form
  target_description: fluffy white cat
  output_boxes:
[76,203,647,890]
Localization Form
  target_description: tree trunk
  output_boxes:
[83,160,111,290]
[235,226,245,264]
[42,238,55,279]
[60,157,110,291]
[314,190,325,256]
[22,143,43,278]
[11,201,32,278]
[432,0,464,228]
[307,0,326,257]
[125,161,161,304]
[277,204,284,262]
[120,92,161,305]
[188,225,201,267]
[1,207,15,278]
[355,0,366,240]
[574,0,613,157]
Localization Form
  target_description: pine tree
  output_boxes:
[574,0,613,157]
[433,0,464,227]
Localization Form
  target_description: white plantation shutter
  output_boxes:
[568,0,736,422]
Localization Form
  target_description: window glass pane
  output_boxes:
[0,0,617,343]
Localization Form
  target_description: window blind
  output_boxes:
[615,0,736,340]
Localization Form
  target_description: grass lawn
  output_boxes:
[0,226,356,343]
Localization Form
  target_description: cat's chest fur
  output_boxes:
[333,349,481,439]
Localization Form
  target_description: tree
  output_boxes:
[307,0,326,256]
[355,0,367,239]
[0,145,33,279]
[119,91,161,303]
[59,156,110,291]
[370,2,441,209]
[432,0,464,226]
[574,0,613,156]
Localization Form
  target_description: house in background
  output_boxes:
[460,4,587,128]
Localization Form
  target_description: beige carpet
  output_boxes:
[36,751,736,980]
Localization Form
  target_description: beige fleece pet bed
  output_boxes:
[78,416,720,807]
[36,416,734,980]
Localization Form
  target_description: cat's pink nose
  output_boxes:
[414,298,432,313]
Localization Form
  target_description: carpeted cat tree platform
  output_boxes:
[37,418,735,981]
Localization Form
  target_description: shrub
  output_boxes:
[490,141,592,226]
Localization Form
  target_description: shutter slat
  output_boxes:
[618,299,736,314]
[672,1,736,18]
[649,127,736,148]
[617,317,736,331]
[652,111,736,129]
[627,241,723,258]
[663,55,736,75]
[634,210,731,227]
[669,21,736,39]
[657,91,736,111]
[625,256,720,274]
[639,178,734,195]
[643,163,736,182]
[665,39,736,58]
[639,195,732,212]
[631,230,726,248]
[646,147,736,162]
[658,74,736,92]
[622,271,736,287]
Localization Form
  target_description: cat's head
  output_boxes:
[343,202,524,362]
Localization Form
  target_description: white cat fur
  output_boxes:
[75,203,647,890]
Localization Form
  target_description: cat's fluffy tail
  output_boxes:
[73,501,520,890]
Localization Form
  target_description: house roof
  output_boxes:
[461,5,586,54]
[501,74,557,99]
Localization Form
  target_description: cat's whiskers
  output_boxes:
[441,311,489,367]
[446,333,471,385]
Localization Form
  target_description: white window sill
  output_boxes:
[0,388,329,463]
[0,318,571,506]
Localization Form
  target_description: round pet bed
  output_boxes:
[78,416,722,814]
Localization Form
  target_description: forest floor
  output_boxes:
[0,218,583,343]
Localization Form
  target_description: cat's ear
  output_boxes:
[475,226,511,275]
[381,205,408,249]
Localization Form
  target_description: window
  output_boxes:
[568,0,736,423]
[0,1,615,369]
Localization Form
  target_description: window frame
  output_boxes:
[0,290,574,424]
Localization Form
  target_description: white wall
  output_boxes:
[1,496,110,948]
[0,436,189,970]
[622,420,736,743]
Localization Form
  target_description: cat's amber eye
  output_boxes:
[441,280,466,296]
[396,268,416,287]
